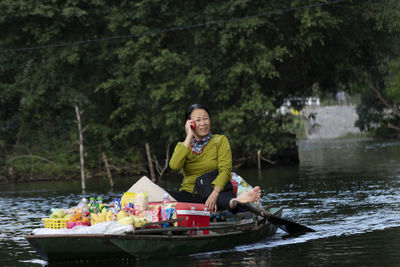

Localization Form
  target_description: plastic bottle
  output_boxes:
[97,197,104,213]
[89,197,96,213]
[78,198,88,208]
[162,193,171,204]
[78,198,89,216]
[161,193,172,227]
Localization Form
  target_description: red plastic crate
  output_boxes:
[175,202,210,235]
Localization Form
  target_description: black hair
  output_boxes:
[185,104,210,121]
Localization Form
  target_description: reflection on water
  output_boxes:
[1,138,400,266]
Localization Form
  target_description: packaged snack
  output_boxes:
[143,205,160,223]
[161,203,176,226]
[133,193,148,214]
[120,192,137,208]
[162,208,175,227]
[112,198,121,213]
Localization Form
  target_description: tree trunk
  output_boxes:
[145,142,156,182]
[8,165,15,184]
[101,148,114,188]
[75,105,86,190]
[152,142,171,181]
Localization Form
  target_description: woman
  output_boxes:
[168,104,261,212]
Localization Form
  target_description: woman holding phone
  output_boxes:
[168,104,261,212]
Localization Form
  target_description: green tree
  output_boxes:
[0,0,399,182]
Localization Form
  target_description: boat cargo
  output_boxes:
[25,206,282,262]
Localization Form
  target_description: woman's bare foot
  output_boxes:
[229,186,262,209]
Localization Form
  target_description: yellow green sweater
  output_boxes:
[169,134,232,193]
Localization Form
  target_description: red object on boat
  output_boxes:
[175,202,210,235]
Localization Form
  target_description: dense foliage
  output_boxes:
[355,57,400,137]
[0,0,399,182]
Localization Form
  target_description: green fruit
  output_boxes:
[51,209,65,218]
[63,214,74,220]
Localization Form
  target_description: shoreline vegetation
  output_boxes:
[1,104,368,186]
[1,142,300,185]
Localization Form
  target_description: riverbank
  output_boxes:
[1,105,364,185]
[1,146,299,185]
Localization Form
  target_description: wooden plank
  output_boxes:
[133,220,260,235]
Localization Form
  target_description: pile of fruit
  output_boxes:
[90,208,113,225]
[43,192,170,230]
[66,212,90,228]
[43,198,148,229]
[113,210,147,228]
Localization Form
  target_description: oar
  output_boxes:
[235,202,315,235]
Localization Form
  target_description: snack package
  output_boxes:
[133,192,148,214]
[161,208,175,227]
[127,203,134,215]
[121,192,137,208]
[161,203,176,224]
[146,205,160,222]
[143,206,160,223]
[112,198,121,213]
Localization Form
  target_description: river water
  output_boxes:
[1,138,400,266]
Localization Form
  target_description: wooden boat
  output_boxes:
[25,207,282,263]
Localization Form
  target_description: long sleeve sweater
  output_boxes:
[169,134,232,193]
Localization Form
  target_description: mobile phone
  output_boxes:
[187,120,196,130]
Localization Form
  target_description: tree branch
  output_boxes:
[261,156,277,165]
[388,123,400,132]
[368,80,400,118]
[145,142,156,182]
[7,155,56,166]
[0,175,8,184]
[151,142,171,180]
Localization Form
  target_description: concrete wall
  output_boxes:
[302,106,361,139]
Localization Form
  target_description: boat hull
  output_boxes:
[109,222,277,258]
[26,208,282,262]
[25,234,133,262]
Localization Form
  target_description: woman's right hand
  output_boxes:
[185,119,194,137]
[183,120,194,148]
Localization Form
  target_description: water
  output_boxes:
[1,138,400,266]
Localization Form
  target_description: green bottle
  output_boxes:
[97,197,104,213]
[89,197,96,213]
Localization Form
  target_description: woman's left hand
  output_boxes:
[205,187,221,212]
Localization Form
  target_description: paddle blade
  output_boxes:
[236,202,315,235]
[267,214,315,234]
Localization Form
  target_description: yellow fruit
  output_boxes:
[118,216,135,225]
[116,211,128,221]
[133,218,140,228]
[106,210,113,222]
[96,211,105,223]
[91,213,98,225]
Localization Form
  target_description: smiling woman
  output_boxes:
[168,104,261,212]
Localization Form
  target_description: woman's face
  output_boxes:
[190,109,211,139]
